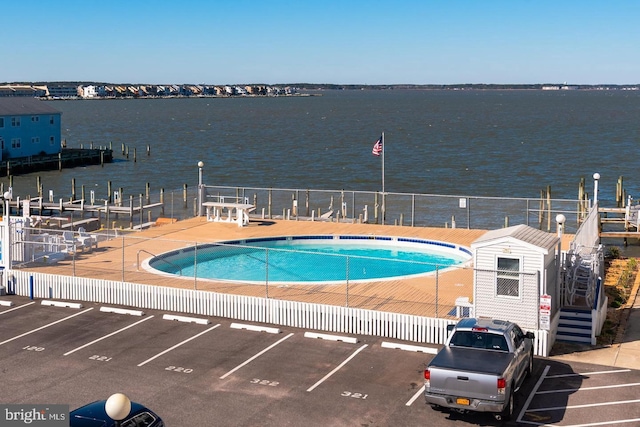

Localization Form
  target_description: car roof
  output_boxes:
[70,400,148,427]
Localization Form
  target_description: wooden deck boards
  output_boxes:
[23,217,574,317]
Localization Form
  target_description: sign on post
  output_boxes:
[539,294,551,330]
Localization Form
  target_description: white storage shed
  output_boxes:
[471,224,560,330]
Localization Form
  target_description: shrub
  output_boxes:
[607,246,621,259]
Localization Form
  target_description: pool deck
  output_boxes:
[24,217,574,317]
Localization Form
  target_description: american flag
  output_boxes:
[372,138,382,156]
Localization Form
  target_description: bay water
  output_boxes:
[5,90,640,206]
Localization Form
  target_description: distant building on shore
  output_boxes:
[0,97,61,161]
[0,83,298,99]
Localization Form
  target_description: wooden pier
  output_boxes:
[0,147,113,176]
[6,195,166,232]
[599,206,640,243]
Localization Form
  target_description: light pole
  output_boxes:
[197,161,204,217]
[2,189,12,270]
[105,393,131,427]
[556,214,566,238]
[593,172,600,207]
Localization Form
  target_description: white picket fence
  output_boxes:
[4,269,551,355]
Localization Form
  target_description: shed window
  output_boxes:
[11,117,20,127]
[496,257,520,297]
[0,118,4,128]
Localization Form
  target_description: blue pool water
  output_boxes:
[147,235,471,284]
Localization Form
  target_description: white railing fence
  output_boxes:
[4,269,552,356]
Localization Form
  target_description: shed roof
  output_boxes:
[0,97,60,116]
[471,224,559,253]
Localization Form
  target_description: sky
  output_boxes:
[3,0,639,85]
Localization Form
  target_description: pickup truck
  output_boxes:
[424,318,535,421]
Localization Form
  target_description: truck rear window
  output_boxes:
[449,331,508,351]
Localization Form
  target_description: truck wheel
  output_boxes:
[495,391,514,421]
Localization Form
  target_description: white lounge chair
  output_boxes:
[62,231,84,253]
[77,227,98,251]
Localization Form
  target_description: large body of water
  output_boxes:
[4,90,640,206]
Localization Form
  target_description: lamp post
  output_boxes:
[556,214,566,238]
[105,393,131,427]
[197,161,204,217]
[593,172,600,207]
[2,189,12,270]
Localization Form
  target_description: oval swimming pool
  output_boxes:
[145,235,472,284]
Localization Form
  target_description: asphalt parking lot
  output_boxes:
[1,295,639,426]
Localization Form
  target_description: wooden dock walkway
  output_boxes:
[1,148,113,176]
[598,206,640,242]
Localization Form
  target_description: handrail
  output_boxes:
[137,249,182,276]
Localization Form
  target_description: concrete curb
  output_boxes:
[41,300,83,309]
[163,314,210,325]
[230,323,280,334]
[381,341,438,354]
[304,332,357,344]
[100,306,145,316]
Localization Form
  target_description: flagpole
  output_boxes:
[381,131,385,225]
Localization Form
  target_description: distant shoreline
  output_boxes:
[43,93,320,101]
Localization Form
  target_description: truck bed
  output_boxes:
[429,346,514,376]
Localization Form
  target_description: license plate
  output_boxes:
[456,398,470,405]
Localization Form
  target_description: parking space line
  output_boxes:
[0,301,36,315]
[517,364,550,424]
[546,369,631,379]
[536,382,640,394]
[0,308,94,346]
[63,315,155,356]
[306,344,368,392]
[527,398,640,412]
[520,418,640,427]
[405,385,425,406]
[137,324,221,367]
[220,333,294,380]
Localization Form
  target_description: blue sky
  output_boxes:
[3,0,639,85]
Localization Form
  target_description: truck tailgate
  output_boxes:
[429,347,513,398]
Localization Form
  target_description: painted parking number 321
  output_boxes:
[341,391,368,399]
